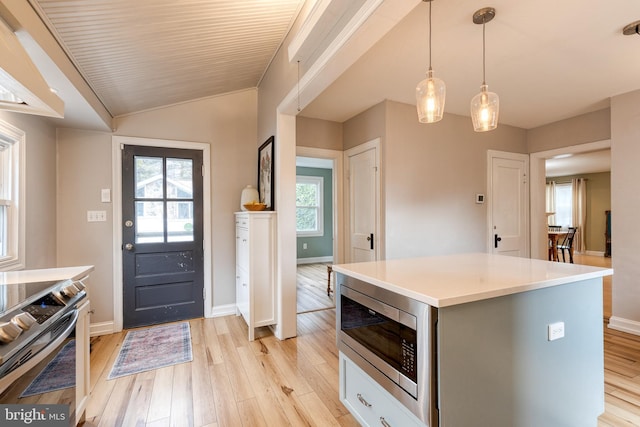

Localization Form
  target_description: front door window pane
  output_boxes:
[167,201,194,242]
[135,156,163,198]
[136,201,164,243]
[167,158,193,199]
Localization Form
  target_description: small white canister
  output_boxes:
[240,185,259,211]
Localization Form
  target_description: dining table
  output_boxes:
[548,230,568,261]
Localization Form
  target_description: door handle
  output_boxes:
[124,243,134,251]
[367,233,374,250]
[494,234,502,248]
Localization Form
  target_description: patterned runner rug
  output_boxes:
[20,340,75,397]
[108,322,192,380]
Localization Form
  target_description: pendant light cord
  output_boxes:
[482,19,486,85]
[428,1,432,71]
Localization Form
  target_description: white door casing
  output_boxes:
[345,139,381,263]
[487,150,529,257]
[296,146,344,264]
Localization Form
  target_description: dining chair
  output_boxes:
[557,227,578,263]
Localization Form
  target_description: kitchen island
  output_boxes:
[333,253,613,427]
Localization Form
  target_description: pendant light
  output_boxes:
[416,0,445,123]
[470,7,498,132]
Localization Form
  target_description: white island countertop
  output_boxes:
[0,265,94,286]
[332,253,613,308]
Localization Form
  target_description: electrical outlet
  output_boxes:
[303,243,308,250]
[548,322,565,341]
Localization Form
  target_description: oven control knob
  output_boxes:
[0,321,22,343]
[11,312,37,330]
[62,284,79,297]
[73,281,86,291]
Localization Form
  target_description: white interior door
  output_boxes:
[488,151,529,257]
[345,139,380,263]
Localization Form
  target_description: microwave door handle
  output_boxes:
[341,286,417,329]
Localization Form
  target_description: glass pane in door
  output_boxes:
[135,201,164,243]
[167,201,194,242]
[135,157,163,198]
[167,158,193,199]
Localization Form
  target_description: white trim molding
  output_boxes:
[210,304,237,318]
[297,256,333,265]
[90,321,115,337]
[608,316,640,336]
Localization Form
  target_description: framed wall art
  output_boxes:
[258,136,274,210]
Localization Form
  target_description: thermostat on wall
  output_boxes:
[476,194,485,204]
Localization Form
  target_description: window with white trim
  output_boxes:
[0,119,25,271]
[296,175,324,237]
[554,183,573,228]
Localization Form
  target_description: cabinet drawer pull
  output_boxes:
[357,393,371,408]
[379,417,391,427]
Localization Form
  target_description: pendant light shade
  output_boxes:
[416,0,445,123]
[417,69,446,123]
[470,84,498,131]
[470,7,498,132]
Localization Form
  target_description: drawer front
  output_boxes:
[235,215,249,229]
[342,354,424,427]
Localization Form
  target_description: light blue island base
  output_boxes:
[437,277,603,426]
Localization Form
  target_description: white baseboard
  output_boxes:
[90,321,115,337]
[297,256,333,265]
[584,250,606,257]
[90,304,239,336]
[608,316,640,336]
[210,303,237,318]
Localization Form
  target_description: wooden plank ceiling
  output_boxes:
[30,0,303,117]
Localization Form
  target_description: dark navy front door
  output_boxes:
[122,145,204,328]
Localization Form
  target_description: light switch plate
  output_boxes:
[101,188,111,203]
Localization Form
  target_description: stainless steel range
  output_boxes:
[0,277,87,393]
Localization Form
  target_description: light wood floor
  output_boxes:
[297,263,335,314]
[85,312,357,427]
[82,254,637,426]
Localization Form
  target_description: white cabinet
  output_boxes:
[235,212,277,341]
[340,352,425,427]
[75,299,90,425]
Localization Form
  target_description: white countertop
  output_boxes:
[332,253,612,308]
[0,266,94,286]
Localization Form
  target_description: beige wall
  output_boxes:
[343,102,386,150]
[527,109,610,153]
[296,116,343,150]
[0,111,57,269]
[610,89,640,329]
[54,90,257,328]
[383,101,527,259]
[56,128,113,323]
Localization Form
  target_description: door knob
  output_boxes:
[494,234,502,248]
[124,243,134,251]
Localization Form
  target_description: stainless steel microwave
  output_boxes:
[337,274,439,426]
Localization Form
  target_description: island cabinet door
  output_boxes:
[436,278,604,427]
